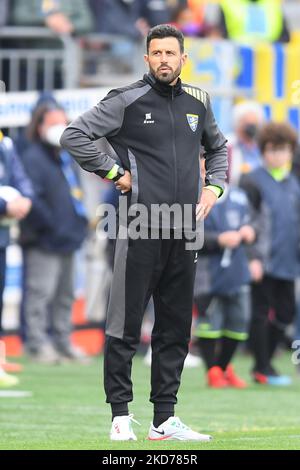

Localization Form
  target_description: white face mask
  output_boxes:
[44,124,66,148]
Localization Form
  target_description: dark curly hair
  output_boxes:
[258,122,298,154]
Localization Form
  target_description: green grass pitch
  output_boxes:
[1,352,300,450]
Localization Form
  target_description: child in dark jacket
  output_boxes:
[194,184,256,388]
[240,122,300,386]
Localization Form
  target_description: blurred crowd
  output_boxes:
[0,0,294,41]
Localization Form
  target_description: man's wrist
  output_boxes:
[105,164,119,180]
[204,185,222,198]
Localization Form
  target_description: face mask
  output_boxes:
[243,124,258,139]
[44,124,66,148]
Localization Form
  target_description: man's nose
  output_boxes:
[160,52,168,62]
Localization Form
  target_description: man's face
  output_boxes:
[144,37,187,85]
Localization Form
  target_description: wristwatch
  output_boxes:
[112,167,125,182]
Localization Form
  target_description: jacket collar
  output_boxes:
[143,73,183,98]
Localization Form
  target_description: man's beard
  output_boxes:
[150,64,182,85]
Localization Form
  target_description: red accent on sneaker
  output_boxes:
[225,365,248,388]
[253,372,268,384]
[207,366,228,388]
[1,362,23,373]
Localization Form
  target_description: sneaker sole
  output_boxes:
[148,435,212,442]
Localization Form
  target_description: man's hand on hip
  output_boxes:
[196,187,218,221]
[115,171,132,193]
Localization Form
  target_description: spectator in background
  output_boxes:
[139,0,172,28]
[171,0,214,37]
[292,145,300,372]
[240,122,300,386]
[10,0,93,35]
[214,0,290,43]
[89,0,147,40]
[15,92,59,157]
[227,101,265,185]
[171,3,203,37]
[20,102,88,364]
[89,0,171,40]
[6,1,93,90]
[194,183,256,389]
[0,131,33,386]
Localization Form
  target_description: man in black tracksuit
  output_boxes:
[61,24,227,441]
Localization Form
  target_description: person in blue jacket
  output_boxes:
[19,102,88,363]
[0,130,33,385]
[240,121,300,385]
[194,183,256,388]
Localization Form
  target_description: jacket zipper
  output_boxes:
[167,87,177,204]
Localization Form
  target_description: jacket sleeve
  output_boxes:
[201,95,228,192]
[240,175,271,263]
[21,152,54,231]
[201,213,222,254]
[9,147,34,199]
[60,91,126,178]
[202,230,222,254]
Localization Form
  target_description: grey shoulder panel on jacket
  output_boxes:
[182,84,208,108]
[105,81,152,107]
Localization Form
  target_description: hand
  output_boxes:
[196,187,218,221]
[115,171,132,193]
[218,231,242,249]
[45,13,74,35]
[239,225,256,244]
[249,259,264,283]
[6,197,32,220]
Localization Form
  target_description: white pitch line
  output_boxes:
[0,391,33,398]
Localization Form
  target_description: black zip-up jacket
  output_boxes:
[61,73,228,228]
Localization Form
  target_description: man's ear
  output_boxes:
[144,54,149,66]
[181,53,188,67]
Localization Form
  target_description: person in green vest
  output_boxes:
[218,0,290,43]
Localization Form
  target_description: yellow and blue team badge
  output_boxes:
[186,114,199,132]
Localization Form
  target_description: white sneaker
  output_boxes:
[0,367,19,387]
[148,416,212,441]
[110,414,140,441]
[184,353,202,368]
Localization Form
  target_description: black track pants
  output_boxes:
[104,233,197,406]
